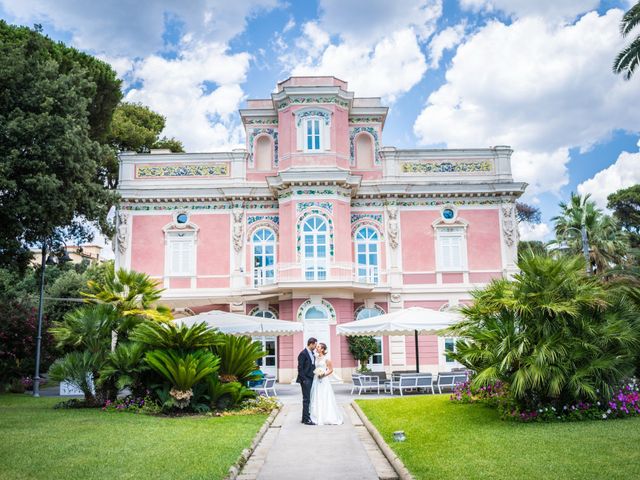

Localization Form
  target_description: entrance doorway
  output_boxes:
[302,304,331,354]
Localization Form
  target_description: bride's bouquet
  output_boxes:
[314,367,327,378]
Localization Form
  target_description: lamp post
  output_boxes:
[559,225,591,275]
[33,240,72,397]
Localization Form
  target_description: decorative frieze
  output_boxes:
[135,163,228,178]
[349,127,381,165]
[401,160,493,174]
[245,118,278,125]
[277,96,349,110]
[119,202,279,212]
[349,116,383,124]
[297,201,333,213]
[351,198,504,208]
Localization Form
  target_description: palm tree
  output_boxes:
[551,193,628,273]
[82,263,173,348]
[449,253,639,408]
[613,1,640,80]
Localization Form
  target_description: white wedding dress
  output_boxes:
[309,356,343,425]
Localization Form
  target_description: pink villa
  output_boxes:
[115,76,526,382]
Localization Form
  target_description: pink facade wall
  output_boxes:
[464,210,502,270]
[193,214,230,277]
[131,215,171,276]
[401,210,438,275]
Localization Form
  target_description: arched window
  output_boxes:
[252,228,276,286]
[254,135,273,171]
[302,216,328,280]
[356,306,385,369]
[355,133,374,168]
[355,226,379,284]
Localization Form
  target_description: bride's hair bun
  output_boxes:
[319,342,328,354]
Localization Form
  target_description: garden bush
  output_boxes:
[448,253,640,422]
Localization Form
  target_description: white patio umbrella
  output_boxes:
[175,310,303,336]
[336,306,461,373]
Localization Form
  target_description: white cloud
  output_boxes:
[414,10,640,198]
[519,222,551,241]
[318,0,442,43]
[577,147,640,209]
[428,23,466,69]
[0,0,278,57]
[459,0,600,22]
[290,27,428,102]
[125,40,251,152]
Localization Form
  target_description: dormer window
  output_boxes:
[296,109,331,152]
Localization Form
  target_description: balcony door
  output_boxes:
[303,216,328,280]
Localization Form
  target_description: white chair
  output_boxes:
[251,376,277,397]
[436,373,468,394]
[351,374,381,395]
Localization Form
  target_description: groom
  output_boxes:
[297,337,317,425]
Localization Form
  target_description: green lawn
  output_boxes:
[357,394,640,480]
[0,394,267,480]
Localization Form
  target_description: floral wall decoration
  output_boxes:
[135,163,229,178]
[401,160,493,174]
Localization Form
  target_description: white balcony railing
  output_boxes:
[253,267,276,287]
[250,262,383,287]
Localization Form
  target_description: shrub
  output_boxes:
[130,321,221,352]
[449,254,639,411]
[212,334,265,384]
[224,396,280,416]
[102,394,161,415]
[145,349,220,409]
[207,377,256,410]
[49,351,101,405]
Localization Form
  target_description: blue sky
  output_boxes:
[1,0,639,242]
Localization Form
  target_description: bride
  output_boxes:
[309,343,343,425]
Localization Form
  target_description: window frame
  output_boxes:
[302,215,329,281]
[166,230,197,277]
[435,225,468,272]
[354,226,380,284]
[252,227,277,286]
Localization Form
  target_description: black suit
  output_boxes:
[297,348,315,422]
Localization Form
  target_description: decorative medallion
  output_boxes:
[135,163,229,178]
[349,127,381,165]
[401,161,493,174]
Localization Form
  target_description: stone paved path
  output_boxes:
[239,384,398,480]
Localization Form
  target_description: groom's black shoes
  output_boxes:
[303,420,316,425]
